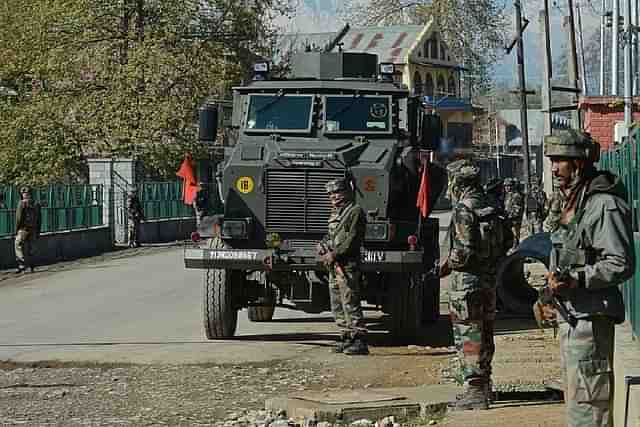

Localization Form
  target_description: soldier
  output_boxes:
[483,178,505,214]
[126,187,145,248]
[15,187,41,273]
[526,179,547,235]
[539,129,635,426]
[193,182,208,227]
[543,188,565,233]
[316,178,368,355]
[440,159,512,410]
[504,178,524,250]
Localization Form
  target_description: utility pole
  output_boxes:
[624,0,633,126]
[514,0,532,198]
[577,1,588,95]
[540,2,554,194]
[613,0,620,94]
[566,0,582,128]
[601,0,608,94]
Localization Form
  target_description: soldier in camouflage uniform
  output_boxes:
[543,188,565,233]
[504,178,524,250]
[539,129,635,426]
[14,187,41,273]
[126,187,145,248]
[317,178,368,355]
[440,160,511,410]
[526,179,547,235]
[483,178,505,214]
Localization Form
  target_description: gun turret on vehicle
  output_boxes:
[184,51,447,341]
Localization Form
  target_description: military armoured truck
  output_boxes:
[184,51,446,341]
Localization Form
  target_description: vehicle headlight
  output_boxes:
[365,223,389,241]
[221,219,251,239]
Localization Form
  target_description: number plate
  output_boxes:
[362,251,385,263]
[206,250,259,261]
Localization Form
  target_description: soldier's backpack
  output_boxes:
[471,205,513,267]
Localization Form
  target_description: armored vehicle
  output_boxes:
[184,52,446,341]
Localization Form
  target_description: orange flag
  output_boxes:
[176,153,199,205]
[416,164,430,218]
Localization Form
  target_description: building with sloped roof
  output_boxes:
[274,21,474,146]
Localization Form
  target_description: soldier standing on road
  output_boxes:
[317,178,368,355]
[127,187,144,248]
[440,160,512,410]
[15,187,41,273]
[193,182,208,227]
[526,179,547,235]
[483,178,505,214]
[504,178,524,250]
[543,187,565,233]
[539,130,635,427]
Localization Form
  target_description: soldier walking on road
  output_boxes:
[440,160,512,410]
[539,130,635,427]
[543,187,565,233]
[504,178,524,250]
[483,178,505,214]
[317,178,368,355]
[127,187,144,248]
[15,187,41,273]
[526,179,547,235]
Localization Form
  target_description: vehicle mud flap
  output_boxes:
[388,272,424,342]
[203,237,245,338]
[247,271,276,322]
[421,218,440,324]
[497,233,551,316]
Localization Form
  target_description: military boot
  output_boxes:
[343,336,369,355]
[333,333,351,353]
[451,379,489,411]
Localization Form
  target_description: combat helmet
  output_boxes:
[544,129,600,162]
[325,178,351,194]
[446,159,480,185]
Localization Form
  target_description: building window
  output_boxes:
[448,75,456,96]
[437,74,446,97]
[425,74,434,97]
[440,42,446,60]
[429,33,439,59]
[414,71,423,95]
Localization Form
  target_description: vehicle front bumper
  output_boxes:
[183,247,426,273]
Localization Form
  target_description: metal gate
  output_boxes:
[111,170,131,244]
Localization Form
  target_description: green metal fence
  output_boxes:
[599,133,640,337]
[0,184,104,237]
[138,181,220,221]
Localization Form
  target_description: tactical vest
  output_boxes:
[327,202,363,264]
[550,191,626,324]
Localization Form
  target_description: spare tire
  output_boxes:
[496,233,552,316]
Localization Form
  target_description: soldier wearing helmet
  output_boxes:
[126,186,144,248]
[15,186,41,273]
[316,177,368,355]
[440,159,512,410]
[503,177,524,251]
[483,177,505,214]
[539,129,635,426]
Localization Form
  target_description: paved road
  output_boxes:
[0,212,451,365]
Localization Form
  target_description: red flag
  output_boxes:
[176,153,199,205]
[416,164,430,218]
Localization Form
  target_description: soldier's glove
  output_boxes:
[533,300,558,329]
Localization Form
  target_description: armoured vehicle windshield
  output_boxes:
[324,95,391,134]
[246,94,313,132]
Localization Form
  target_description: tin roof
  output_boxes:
[332,24,426,64]
[274,24,429,66]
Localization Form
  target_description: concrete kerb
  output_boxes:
[265,384,458,424]
[613,321,640,427]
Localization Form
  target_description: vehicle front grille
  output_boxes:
[266,169,344,233]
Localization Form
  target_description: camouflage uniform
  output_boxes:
[526,182,547,235]
[504,178,524,249]
[543,189,565,233]
[544,130,635,426]
[126,189,144,247]
[320,178,367,355]
[14,187,41,273]
[443,160,510,410]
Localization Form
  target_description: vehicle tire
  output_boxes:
[247,304,276,322]
[388,273,424,342]
[203,238,242,339]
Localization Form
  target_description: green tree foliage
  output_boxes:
[0,0,294,184]
[340,0,507,95]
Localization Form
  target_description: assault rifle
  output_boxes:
[317,241,345,276]
[534,266,578,328]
